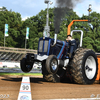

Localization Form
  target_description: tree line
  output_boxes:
[0,7,100,52]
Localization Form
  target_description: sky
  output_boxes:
[0,0,100,20]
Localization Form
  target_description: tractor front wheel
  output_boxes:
[20,58,33,73]
[42,55,66,82]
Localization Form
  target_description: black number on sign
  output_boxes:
[26,86,29,90]
[22,85,26,90]
[22,85,29,90]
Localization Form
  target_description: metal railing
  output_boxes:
[0,46,37,54]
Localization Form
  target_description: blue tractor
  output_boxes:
[20,20,98,84]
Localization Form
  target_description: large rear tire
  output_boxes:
[70,48,98,84]
[20,58,33,73]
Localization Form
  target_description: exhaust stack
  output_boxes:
[51,34,57,47]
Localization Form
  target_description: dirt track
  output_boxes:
[0,76,100,100]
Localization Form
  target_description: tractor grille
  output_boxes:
[44,40,49,52]
[39,40,43,52]
[39,40,49,53]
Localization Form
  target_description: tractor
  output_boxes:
[20,19,100,84]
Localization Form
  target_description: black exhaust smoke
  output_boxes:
[54,0,82,33]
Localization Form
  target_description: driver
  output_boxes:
[66,35,72,41]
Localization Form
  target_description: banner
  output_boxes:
[5,24,9,37]
[26,27,29,39]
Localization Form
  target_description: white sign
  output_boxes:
[17,77,32,100]
[26,27,29,39]
[5,24,9,37]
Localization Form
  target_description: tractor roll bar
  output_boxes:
[71,30,83,47]
[51,20,88,47]
[67,20,88,35]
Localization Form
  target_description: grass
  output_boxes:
[0,72,42,76]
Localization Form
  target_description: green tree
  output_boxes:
[0,7,22,47]
[80,12,100,52]
[0,6,100,52]
[21,16,38,49]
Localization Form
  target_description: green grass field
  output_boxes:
[0,72,42,76]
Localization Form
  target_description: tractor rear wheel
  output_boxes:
[70,48,98,84]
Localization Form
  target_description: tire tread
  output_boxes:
[70,48,97,84]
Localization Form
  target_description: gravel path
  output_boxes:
[0,76,100,100]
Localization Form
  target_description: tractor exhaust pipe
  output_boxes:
[51,34,57,47]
